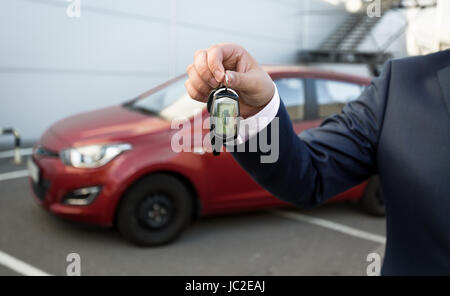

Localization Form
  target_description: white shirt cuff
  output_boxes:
[235,83,280,145]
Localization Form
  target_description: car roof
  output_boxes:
[135,65,372,100]
[262,65,372,85]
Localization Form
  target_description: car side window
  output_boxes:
[274,78,305,121]
[315,79,364,118]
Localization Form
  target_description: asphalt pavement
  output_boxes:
[0,152,386,276]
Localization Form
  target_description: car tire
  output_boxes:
[116,173,194,246]
[360,175,385,217]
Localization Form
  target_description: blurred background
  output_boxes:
[0,0,448,276]
[1,0,448,143]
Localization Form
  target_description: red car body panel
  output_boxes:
[30,66,372,226]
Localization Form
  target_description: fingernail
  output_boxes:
[214,70,223,82]
[226,71,234,86]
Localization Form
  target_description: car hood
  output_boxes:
[49,105,170,147]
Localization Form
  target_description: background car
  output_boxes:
[28,66,384,246]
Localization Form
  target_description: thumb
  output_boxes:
[226,70,255,91]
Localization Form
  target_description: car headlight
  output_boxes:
[60,143,132,168]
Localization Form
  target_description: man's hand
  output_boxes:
[185,43,275,118]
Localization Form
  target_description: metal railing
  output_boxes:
[1,127,22,164]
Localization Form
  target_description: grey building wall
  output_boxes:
[0,0,404,145]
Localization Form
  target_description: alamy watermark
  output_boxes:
[366,0,381,18]
[66,0,81,18]
[366,252,381,276]
[66,252,81,276]
[170,110,280,163]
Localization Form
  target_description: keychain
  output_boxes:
[207,73,240,156]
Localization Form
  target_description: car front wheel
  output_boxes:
[116,173,194,246]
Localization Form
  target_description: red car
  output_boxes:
[28,66,383,246]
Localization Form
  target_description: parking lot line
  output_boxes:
[0,250,51,276]
[0,170,29,182]
[0,148,33,159]
[268,210,386,245]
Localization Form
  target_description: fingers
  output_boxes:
[208,43,254,78]
[185,79,208,102]
[225,70,256,91]
[188,47,224,103]
[196,43,249,85]
[187,63,213,98]
[206,45,225,83]
[187,43,258,102]
[194,50,219,88]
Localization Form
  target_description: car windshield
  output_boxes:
[129,78,205,120]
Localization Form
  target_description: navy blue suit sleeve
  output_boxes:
[230,61,392,208]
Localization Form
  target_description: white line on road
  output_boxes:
[269,210,386,245]
[0,170,29,182]
[0,148,33,159]
[0,250,51,276]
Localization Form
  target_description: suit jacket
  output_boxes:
[231,50,450,275]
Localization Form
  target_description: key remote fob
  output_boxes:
[207,85,240,155]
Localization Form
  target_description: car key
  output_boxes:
[207,73,240,156]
